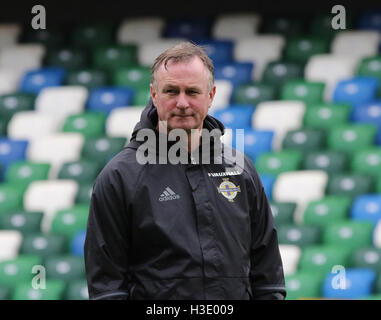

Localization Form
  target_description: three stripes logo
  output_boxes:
[159,187,180,202]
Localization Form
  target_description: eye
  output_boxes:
[186,90,199,95]
[165,88,178,95]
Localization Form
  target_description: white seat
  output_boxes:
[7,111,61,141]
[106,106,145,139]
[210,80,233,113]
[138,39,186,66]
[0,24,21,48]
[212,13,261,40]
[35,86,88,123]
[279,244,301,276]
[252,100,305,150]
[373,220,381,248]
[331,31,381,58]
[273,170,329,224]
[0,230,23,262]
[305,54,359,101]
[26,133,84,179]
[0,69,20,95]
[23,180,78,233]
[234,35,285,80]
[117,17,165,44]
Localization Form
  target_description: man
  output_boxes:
[84,42,286,300]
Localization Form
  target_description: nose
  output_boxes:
[176,92,190,109]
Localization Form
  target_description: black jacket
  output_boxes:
[84,99,286,300]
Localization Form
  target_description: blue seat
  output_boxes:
[0,138,28,181]
[358,10,381,31]
[19,67,66,94]
[259,174,276,201]
[70,229,86,257]
[164,18,211,40]
[323,268,376,299]
[214,62,254,87]
[352,101,381,126]
[351,194,381,224]
[87,86,135,114]
[196,40,234,66]
[212,105,254,130]
[333,77,380,109]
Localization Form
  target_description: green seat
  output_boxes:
[0,211,43,234]
[65,69,109,89]
[285,271,323,300]
[261,61,304,89]
[277,224,321,247]
[323,221,374,250]
[81,136,127,167]
[298,245,351,277]
[302,150,349,173]
[45,47,88,70]
[310,13,353,39]
[113,66,151,90]
[0,92,35,123]
[20,234,67,257]
[0,119,7,136]
[281,80,325,105]
[349,246,381,270]
[0,286,10,299]
[328,124,378,154]
[377,175,381,194]
[62,112,107,138]
[45,255,86,282]
[375,273,381,294]
[134,87,151,106]
[23,29,65,48]
[282,129,326,152]
[302,196,351,227]
[270,202,296,226]
[50,205,89,239]
[326,173,374,197]
[0,255,42,288]
[65,278,89,300]
[255,150,303,175]
[356,55,381,80]
[0,183,24,215]
[303,103,351,130]
[5,161,50,186]
[57,160,100,184]
[93,45,138,72]
[232,82,277,105]
[75,183,93,205]
[71,24,113,48]
[351,148,381,175]
[284,36,330,63]
[12,280,65,300]
[262,17,303,37]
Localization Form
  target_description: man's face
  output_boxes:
[151,57,216,133]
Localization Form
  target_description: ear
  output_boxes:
[150,83,157,107]
[208,85,216,108]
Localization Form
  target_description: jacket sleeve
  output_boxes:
[84,165,131,300]
[247,161,287,300]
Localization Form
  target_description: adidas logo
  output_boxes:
[159,187,180,202]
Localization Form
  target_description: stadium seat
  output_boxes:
[134,87,151,106]
[214,62,254,87]
[358,10,381,31]
[270,201,296,226]
[278,244,301,276]
[252,101,305,150]
[45,255,86,282]
[310,13,354,38]
[374,220,381,248]
[327,124,378,154]
[232,82,277,106]
[212,13,261,40]
[351,148,381,175]
[302,150,349,173]
[281,80,325,105]
[234,35,285,80]
[261,61,304,90]
[302,195,351,227]
[0,230,23,262]
[23,180,79,233]
[0,287,10,299]
[0,138,28,179]
[62,112,107,138]
[352,101,381,126]
[105,106,144,140]
[210,80,233,111]
[281,129,326,152]
[212,106,254,130]
[12,279,65,300]
[75,183,93,205]
[57,160,100,185]
[196,40,234,66]
[303,103,351,130]
[323,221,374,250]
[256,150,302,176]
[23,28,65,48]
[44,47,88,70]
[0,92,35,124]
[326,173,375,197]
[116,17,165,44]
[259,174,276,200]
[70,229,86,257]
[65,69,109,89]
[0,211,43,235]
[277,224,321,247]
[71,23,113,48]
[0,24,21,47]
[20,67,66,94]
[283,36,330,63]
[92,45,138,72]
[87,86,135,115]
[356,55,381,80]
[262,17,303,37]
[285,271,323,300]
[50,205,89,239]
[7,111,61,140]
[0,70,20,95]
[323,268,376,299]
[65,278,89,300]
[113,66,151,90]
[332,76,380,108]
[26,133,84,179]
[0,183,25,215]
[351,194,381,224]
[349,246,381,270]
[164,18,211,40]
[5,161,50,186]
[20,233,67,257]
